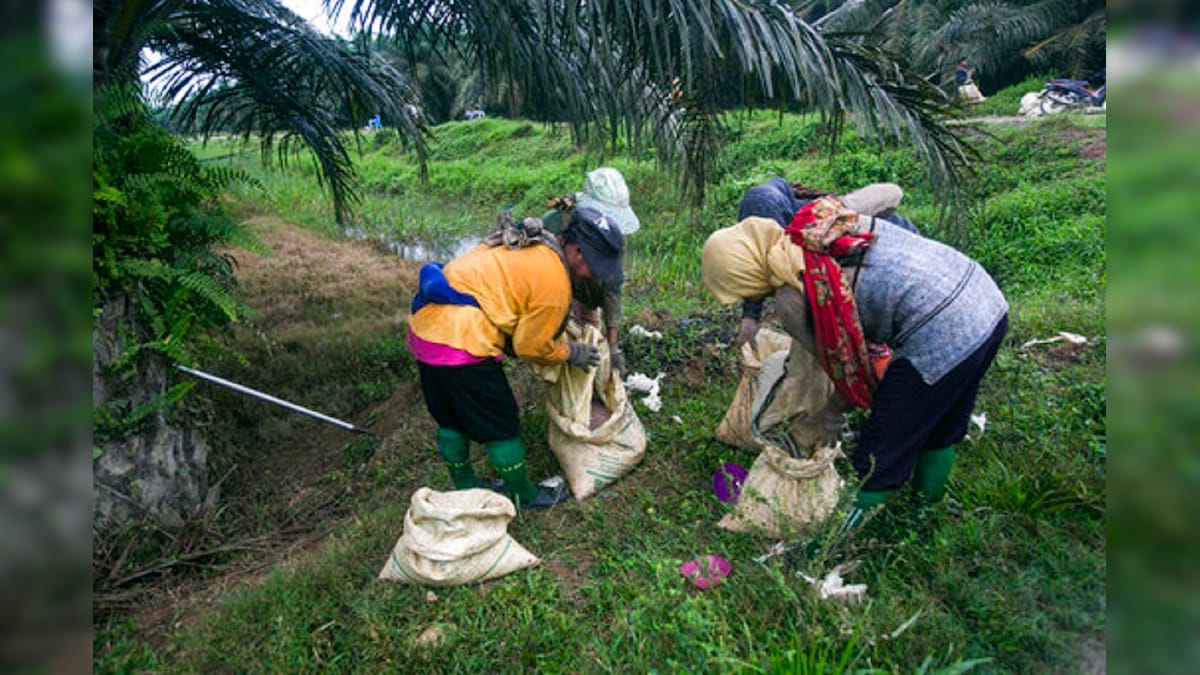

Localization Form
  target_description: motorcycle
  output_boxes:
[1039,71,1106,115]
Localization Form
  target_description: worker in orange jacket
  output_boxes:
[408,210,625,509]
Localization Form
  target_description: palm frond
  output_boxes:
[826,38,975,214]
[340,0,971,207]
[918,1,1041,81]
[916,0,1103,86]
[95,0,190,84]
[139,0,427,224]
[1020,1,1105,77]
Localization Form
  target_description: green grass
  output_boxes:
[96,329,1104,672]
[97,103,1105,673]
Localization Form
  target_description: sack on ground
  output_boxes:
[718,344,844,536]
[1018,91,1045,117]
[378,487,540,586]
[714,329,793,450]
[537,321,647,500]
[958,83,986,104]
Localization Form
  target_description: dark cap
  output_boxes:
[566,207,625,287]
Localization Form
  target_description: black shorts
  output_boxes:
[417,359,520,442]
[853,315,1008,491]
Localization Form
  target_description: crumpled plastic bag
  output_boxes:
[798,560,867,604]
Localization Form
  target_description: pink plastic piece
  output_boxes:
[680,555,732,589]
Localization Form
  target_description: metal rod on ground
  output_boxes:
[174,365,375,436]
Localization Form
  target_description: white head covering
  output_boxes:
[575,167,640,235]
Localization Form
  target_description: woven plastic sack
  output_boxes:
[537,321,646,500]
[378,488,540,586]
[718,344,844,536]
[958,83,986,104]
[714,328,794,451]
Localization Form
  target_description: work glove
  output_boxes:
[731,316,760,351]
[566,341,601,370]
[610,344,627,377]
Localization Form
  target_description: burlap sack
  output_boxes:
[717,445,843,537]
[718,343,844,536]
[378,488,540,586]
[538,321,647,500]
[750,345,841,455]
[714,328,797,451]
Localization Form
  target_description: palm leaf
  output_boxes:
[126,0,427,224]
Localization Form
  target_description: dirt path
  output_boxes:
[232,216,419,341]
[202,217,431,517]
[964,115,1030,124]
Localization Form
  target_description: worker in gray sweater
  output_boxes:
[703,193,1008,534]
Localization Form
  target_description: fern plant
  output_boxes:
[93,85,267,438]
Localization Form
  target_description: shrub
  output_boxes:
[93,86,265,435]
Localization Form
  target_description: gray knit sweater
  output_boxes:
[846,219,1008,384]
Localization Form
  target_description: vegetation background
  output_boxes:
[93,97,1106,672]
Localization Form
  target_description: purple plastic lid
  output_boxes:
[712,463,748,504]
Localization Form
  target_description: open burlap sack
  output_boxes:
[718,343,844,536]
[717,445,843,537]
[536,321,647,500]
[714,328,793,451]
[378,488,540,586]
[750,344,842,455]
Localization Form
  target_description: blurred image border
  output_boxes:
[0,2,93,672]
[1107,8,1200,675]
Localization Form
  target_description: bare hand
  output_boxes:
[732,317,760,350]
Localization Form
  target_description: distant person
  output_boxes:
[955,57,987,105]
[407,212,625,509]
[541,167,641,375]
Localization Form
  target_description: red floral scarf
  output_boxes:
[784,197,879,409]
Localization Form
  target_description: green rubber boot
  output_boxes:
[913,446,955,502]
[436,428,478,489]
[486,438,538,505]
[838,489,891,537]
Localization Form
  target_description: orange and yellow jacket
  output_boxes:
[407,243,572,365]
